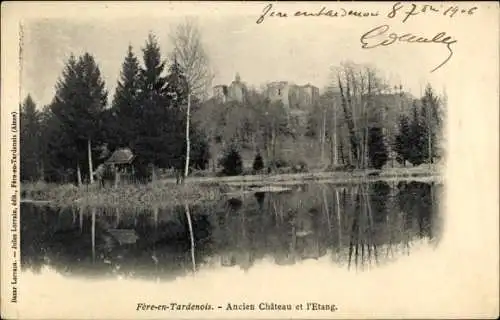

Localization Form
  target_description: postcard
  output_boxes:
[1,1,498,319]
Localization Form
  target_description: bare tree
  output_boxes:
[169,18,215,100]
[330,61,388,169]
[169,19,215,180]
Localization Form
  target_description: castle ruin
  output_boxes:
[265,81,320,110]
[213,76,320,112]
[213,73,247,104]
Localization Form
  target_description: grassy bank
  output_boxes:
[21,164,442,209]
[175,164,442,186]
[21,181,228,209]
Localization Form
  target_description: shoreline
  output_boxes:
[21,166,443,208]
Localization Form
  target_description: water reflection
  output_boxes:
[21,181,442,281]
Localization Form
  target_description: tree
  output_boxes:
[133,33,171,179]
[51,53,108,185]
[169,19,215,180]
[260,100,289,162]
[20,95,42,181]
[164,56,190,173]
[335,65,360,167]
[421,84,442,163]
[219,145,243,176]
[79,53,108,184]
[313,91,342,167]
[37,105,52,182]
[169,18,215,100]
[367,127,388,170]
[189,130,211,170]
[330,61,389,168]
[407,101,428,166]
[253,152,264,172]
[50,55,81,183]
[41,101,81,183]
[109,45,142,149]
[165,56,189,105]
[394,115,411,165]
[305,102,323,138]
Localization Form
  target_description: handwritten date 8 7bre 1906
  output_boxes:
[136,302,338,312]
[388,2,478,23]
[254,2,478,25]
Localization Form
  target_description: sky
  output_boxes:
[20,2,452,108]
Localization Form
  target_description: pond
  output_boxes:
[21,180,443,282]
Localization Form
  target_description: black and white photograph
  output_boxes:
[1,1,498,319]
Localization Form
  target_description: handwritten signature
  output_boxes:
[360,24,457,72]
[255,3,471,72]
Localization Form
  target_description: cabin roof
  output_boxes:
[105,148,135,165]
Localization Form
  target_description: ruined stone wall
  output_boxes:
[227,82,246,103]
[266,82,291,108]
[287,84,320,110]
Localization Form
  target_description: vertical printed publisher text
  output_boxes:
[9,111,19,303]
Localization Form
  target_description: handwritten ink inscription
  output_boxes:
[255,3,478,25]
[360,24,457,72]
[255,2,478,72]
[388,2,478,23]
[256,4,379,24]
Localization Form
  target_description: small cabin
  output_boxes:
[105,148,135,185]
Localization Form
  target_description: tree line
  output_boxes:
[20,31,445,184]
[21,27,211,184]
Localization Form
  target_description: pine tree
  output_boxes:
[44,102,80,183]
[367,127,388,170]
[140,33,167,104]
[163,56,189,171]
[165,56,189,107]
[133,33,169,177]
[219,144,243,176]
[38,105,53,182]
[394,115,411,165]
[80,53,109,183]
[51,53,108,184]
[51,54,79,137]
[49,55,81,183]
[20,95,41,181]
[252,152,264,172]
[408,101,428,166]
[110,45,142,149]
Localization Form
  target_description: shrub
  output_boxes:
[252,152,264,172]
[190,132,211,170]
[219,145,243,176]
